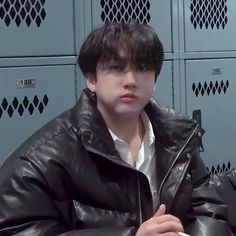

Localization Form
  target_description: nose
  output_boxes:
[122,71,137,89]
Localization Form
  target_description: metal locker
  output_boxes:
[185,59,235,173]
[184,0,236,52]
[154,60,173,109]
[0,0,75,57]
[0,65,76,165]
[89,0,172,53]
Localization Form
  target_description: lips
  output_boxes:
[120,94,137,99]
[120,94,138,102]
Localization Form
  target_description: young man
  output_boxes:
[0,22,230,235]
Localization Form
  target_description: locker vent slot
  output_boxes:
[190,0,228,29]
[192,80,229,97]
[0,0,46,27]
[0,94,49,119]
[207,162,231,174]
[100,0,150,23]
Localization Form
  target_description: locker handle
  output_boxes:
[192,109,205,152]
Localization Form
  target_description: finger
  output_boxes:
[152,220,184,234]
[154,204,166,217]
[152,214,182,225]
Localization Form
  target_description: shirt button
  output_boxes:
[187,153,191,159]
[179,166,184,171]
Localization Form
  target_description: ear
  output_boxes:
[85,73,96,92]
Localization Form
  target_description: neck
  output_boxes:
[100,110,145,145]
[98,106,146,164]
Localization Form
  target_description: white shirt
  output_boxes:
[109,111,157,210]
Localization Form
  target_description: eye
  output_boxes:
[138,63,147,72]
[109,64,123,71]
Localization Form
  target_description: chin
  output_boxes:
[115,108,142,116]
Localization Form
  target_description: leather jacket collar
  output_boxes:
[70,89,202,162]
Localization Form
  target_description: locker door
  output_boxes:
[90,0,172,53]
[186,59,235,173]
[184,0,236,52]
[0,0,75,56]
[0,65,76,165]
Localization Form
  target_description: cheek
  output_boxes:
[142,81,156,101]
[143,80,155,93]
[95,82,117,100]
[96,77,120,90]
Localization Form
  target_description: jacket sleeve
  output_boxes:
[0,156,137,236]
[209,168,236,234]
[184,149,231,236]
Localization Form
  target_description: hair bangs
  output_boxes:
[79,22,164,78]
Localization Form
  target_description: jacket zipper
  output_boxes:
[86,145,144,225]
[136,172,143,224]
[157,124,199,207]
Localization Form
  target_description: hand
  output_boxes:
[135,204,184,236]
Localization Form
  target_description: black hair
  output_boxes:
[78,22,164,80]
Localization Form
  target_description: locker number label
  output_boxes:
[211,68,222,75]
[16,79,36,89]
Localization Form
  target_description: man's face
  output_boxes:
[86,59,156,120]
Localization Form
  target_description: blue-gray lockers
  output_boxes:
[0,0,77,165]
[183,0,236,173]
[0,0,235,173]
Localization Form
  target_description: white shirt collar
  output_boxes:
[109,110,155,167]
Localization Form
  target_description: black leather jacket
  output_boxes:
[210,168,236,235]
[0,89,230,235]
